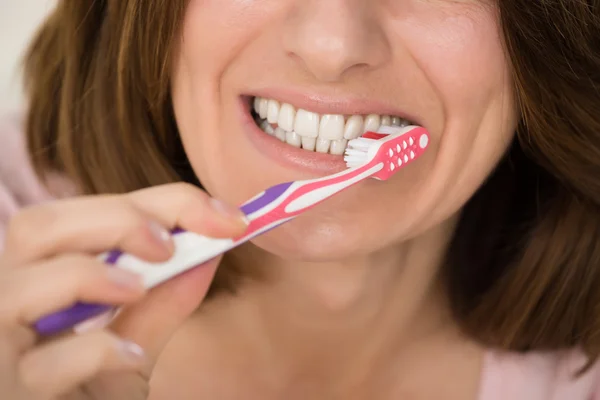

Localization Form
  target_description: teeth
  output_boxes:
[274,127,286,142]
[254,97,261,114]
[330,139,348,155]
[258,98,269,119]
[294,109,320,138]
[316,138,331,154]
[318,115,345,140]
[252,96,412,155]
[267,100,280,124]
[278,103,296,132]
[343,115,364,140]
[301,137,316,151]
[286,131,302,148]
[364,114,381,133]
[260,120,274,135]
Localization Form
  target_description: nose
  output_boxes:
[282,0,390,83]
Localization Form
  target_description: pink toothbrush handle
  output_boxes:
[34,163,375,336]
[32,181,303,336]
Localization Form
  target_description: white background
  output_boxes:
[0,0,56,113]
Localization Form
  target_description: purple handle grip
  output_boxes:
[34,303,113,335]
[33,182,295,336]
[34,249,124,336]
[239,182,293,215]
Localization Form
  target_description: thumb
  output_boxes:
[108,256,221,367]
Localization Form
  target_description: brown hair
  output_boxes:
[23,0,600,365]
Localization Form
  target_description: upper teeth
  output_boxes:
[252,96,410,155]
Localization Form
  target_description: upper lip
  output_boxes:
[245,87,419,123]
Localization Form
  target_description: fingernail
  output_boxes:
[118,339,147,365]
[107,268,144,289]
[209,198,249,225]
[148,221,172,244]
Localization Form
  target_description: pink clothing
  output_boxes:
[1,114,600,399]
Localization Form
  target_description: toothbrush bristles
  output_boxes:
[344,149,365,157]
[348,138,377,150]
[346,138,376,152]
[343,137,377,166]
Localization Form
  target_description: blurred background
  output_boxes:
[0,0,56,113]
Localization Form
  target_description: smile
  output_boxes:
[250,96,412,155]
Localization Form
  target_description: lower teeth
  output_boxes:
[258,118,351,155]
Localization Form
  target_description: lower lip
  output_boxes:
[238,97,348,175]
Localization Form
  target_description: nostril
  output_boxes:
[281,2,390,83]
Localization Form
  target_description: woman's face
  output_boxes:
[171,0,517,260]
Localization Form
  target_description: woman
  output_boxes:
[1,0,599,398]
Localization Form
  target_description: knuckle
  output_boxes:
[17,351,41,387]
[4,207,52,254]
[17,365,37,394]
[101,197,150,234]
[54,254,101,276]
[48,256,107,290]
[125,213,154,237]
[85,332,120,367]
[118,194,151,218]
[169,182,206,201]
[0,274,17,318]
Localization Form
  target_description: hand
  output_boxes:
[0,183,248,400]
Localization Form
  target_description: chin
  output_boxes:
[244,203,403,262]
[251,224,367,262]
[177,84,512,266]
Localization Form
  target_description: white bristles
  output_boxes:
[344,149,366,157]
[377,125,401,135]
[344,159,367,168]
[343,137,379,168]
[343,125,421,168]
[348,137,377,150]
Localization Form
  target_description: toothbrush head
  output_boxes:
[344,125,429,180]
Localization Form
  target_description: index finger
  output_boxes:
[3,183,247,265]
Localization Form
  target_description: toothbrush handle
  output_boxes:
[34,167,375,336]
[32,247,139,336]
[34,303,114,336]
[33,182,297,336]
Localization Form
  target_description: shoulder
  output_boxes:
[480,348,600,400]
[0,113,74,246]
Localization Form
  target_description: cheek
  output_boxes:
[396,4,510,115]
[380,3,517,226]
[174,1,284,187]
[179,0,287,77]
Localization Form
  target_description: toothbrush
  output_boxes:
[34,125,430,335]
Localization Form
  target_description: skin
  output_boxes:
[166,0,516,397]
[0,0,518,399]
[0,184,247,399]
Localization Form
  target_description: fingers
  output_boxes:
[3,325,37,354]
[3,183,248,266]
[109,257,220,366]
[18,331,147,398]
[0,182,242,396]
[127,183,248,236]
[0,182,245,331]
[3,196,174,266]
[0,254,145,325]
